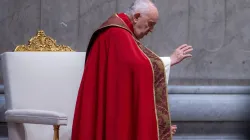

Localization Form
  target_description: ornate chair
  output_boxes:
[1,30,86,140]
[14,30,74,52]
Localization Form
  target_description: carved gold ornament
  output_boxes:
[14,30,74,52]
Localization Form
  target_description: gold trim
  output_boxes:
[14,30,74,52]
[115,13,141,43]
[137,44,160,139]
[93,13,140,43]
[97,24,130,33]
[145,47,173,139]
[114,14,133,34]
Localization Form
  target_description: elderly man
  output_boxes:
[72,0,193,140]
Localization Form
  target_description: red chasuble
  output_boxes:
[72,13,172,140]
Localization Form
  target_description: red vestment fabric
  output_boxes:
[72,13,159,140]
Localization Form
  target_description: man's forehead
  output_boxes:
[148,14,159,22]
[147,9,159,21]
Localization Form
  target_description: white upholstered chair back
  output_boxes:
[1,52,85,140]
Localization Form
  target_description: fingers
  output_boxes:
[184,48,193,54]
[182,45,193,58]
[184,54,192,58]
[171,125,177,135]
[178,44,187,50]
[171,128,177,135]
[171,125,177,129]
[183,45,193,52]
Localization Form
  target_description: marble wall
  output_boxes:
[0,0,250,85]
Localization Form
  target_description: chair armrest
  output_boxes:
[5,109,67,125]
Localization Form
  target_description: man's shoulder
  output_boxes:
[101,26,132,38]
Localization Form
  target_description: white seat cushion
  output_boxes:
[5,109,67,125]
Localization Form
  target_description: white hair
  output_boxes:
[125,0,156,16]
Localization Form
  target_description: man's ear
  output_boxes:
[133,13,141,23]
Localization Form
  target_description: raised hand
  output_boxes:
[170,44,193,66]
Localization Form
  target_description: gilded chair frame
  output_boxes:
[14,30,74,52]
[13,30,73,140]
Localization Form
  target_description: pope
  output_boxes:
[72,0,193,140]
